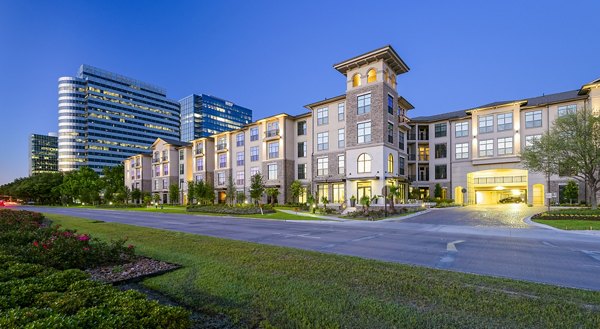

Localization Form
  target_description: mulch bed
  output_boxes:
[86,257,181,284]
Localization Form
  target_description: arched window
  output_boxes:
[387,153,394,173]
[367,69,377,83]
[391,74,396,89]
[357,153,372,173]
[352,74,361,87]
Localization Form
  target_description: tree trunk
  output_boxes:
[589,180,598,210]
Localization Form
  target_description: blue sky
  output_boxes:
[1,0,599,184]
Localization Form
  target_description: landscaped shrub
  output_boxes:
[187,204,275,214]
[532,209,600,221]
[96,203,146,208]
[343,207,420,220]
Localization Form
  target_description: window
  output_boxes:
[525,134,542,147]
[497,137,513,155]
[154,165,160,177]
[456,143,469,160]
[479,115,493,134]
[317,184,329,202]
[357,181,371,200]
[337,128,345,148]
[434,123,447,138]
[297,121,307,135]
[317,132,329,151]
[163,164,168,176]
[196,157,203,171]
[357,121,371,143]
[399,131,405,150]
[435,143,447,158]
[357,93,371,114]
[298,164,306,180]
[236,152,244,166]
[317,157,328,176]
[387,95,394,114]
[268,164,278,180]
[317,107,329,125]
[387,154,394,173]
[497,113,513,131]
[332,183,345,203]
[250,127,259,141]
[357,153,372,173]
[267,121,279,136]
[234,133,243,147]
[236,171,244,185]
[399,157,405,175]
[367,69,377,83]
[338,155,345,175]
[195,174,203,182]
[479,139,494,157]
[179,150,184,160]
[217,172,225,185]
[455,122,469,137]
[558,104,576,117]
[219,154,227,168]
[268,142,279,159]
[217,137,227,150]
[298,142,307,157]
[250,167,259,177]
[250,146,259,162]
[162,179,167,189]
[352,74,361,87]
[178,163,183,175]
[154,180,158,190]
[161,150,167,161]
[525,110,542,128]
[435,165,447,180]
[338,103,345,121]
[387,122,394,143]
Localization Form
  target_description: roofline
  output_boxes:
[398,96,415,110]
[304,94,346,110]
[579,78,600,95]
[465,100,527,114]
[333,45,410,76]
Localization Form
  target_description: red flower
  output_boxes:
[42,244,48,250]
[127,244,135,249]
[78,234,90,242]
[32,241,39,247]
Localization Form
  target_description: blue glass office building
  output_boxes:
[179,94,252,141]
[58,65,180,173]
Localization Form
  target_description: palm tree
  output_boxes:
[360,195,371,215]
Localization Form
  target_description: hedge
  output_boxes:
[187,204,275,214]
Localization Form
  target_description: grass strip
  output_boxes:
[533,219,600,230]
[46,213,600,329]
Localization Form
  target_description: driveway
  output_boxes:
[402,204,545,228]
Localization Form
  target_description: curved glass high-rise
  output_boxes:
[58,65,180,173]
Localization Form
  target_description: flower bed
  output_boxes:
[343,207,421,220]
[187,204,275,214]
[532,209,600,221]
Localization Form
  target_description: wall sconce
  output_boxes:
[473,135,477,139]
[515,129,519,133]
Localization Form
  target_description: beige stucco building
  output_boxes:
[124,46,600,207]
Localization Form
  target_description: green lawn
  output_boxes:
[45,213,600,328]
[534,219,600,230]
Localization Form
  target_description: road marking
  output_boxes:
[446,240,465,252]
[351,234,383,242]
[284,233,321,239]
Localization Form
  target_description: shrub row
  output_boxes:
[187,204,275,214]
[95,203,146,208]
[532,213,600,221]
[0,258,190,328]
[344,207,417,220]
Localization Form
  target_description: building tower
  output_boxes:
[29,132,58,175]
[58,65,180,173]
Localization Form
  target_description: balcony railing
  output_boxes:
[408,154,416,161]
[216,143,227,151]
[418,155,430,161]
[418,134,429,141]
[265,129,280,138]
[268,152,279,159]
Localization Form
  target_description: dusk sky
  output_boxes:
[1,0,599,184]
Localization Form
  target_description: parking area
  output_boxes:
[403,204,545,228]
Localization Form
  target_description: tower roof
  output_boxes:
[333,45,410,76]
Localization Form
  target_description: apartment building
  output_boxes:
[124,153,152,196]
[125,46,600,207]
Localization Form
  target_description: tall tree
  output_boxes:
[169,184,180,205]
[289,180,304,203]
[266,188,280,206]
[226,173,236,206]
[249,173,265,205]
[187,181,196,205]
[60,167,102,205]
[563,180,579,204]
[102,164,125,203]
[521,134,560,210]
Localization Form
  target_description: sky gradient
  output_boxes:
[1,0,599,184]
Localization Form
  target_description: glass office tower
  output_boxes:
[179,94,252,141]
[58,65,180,173]
[29,133,58,175]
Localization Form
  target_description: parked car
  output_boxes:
[499,196,523,204]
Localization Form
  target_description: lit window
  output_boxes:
[455,122,469,137]
[387,154,394,173]
[317,184,329,202]
[479,139,494,157]
[352,74,361,87]
[317,132,329,151]
[525,110,542,128]
[357,94,371,115]
[357,153,372,173]
[332,183,345,203]
[497,137,513,155]
[367,69,377,83]
[357,121,371,144]
[456,143,469,160]
[479,115,493,134]
[497,113,513,131]
[317,157,328,176]
[268,164,278,180]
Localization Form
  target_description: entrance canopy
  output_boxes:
[467,169,528,205]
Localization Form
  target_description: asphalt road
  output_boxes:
[22,205,600,291]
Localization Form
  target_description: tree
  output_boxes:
[131,188,142,204]
[388,184,403,212]
[101,165,125,203]
[187,181,196,205]
[226,173,236,206]
[153,193,160,205]
[266,188,280,206]
[236,191,246,205]
[289,180,304,203]
[434,183,443,199]
[564,180,579,204]
[169,184,180,205]
[410,188,421,200]
[249,173,265,205]
[360,195,371,215]
[143,192,152,206]
[59,167,102,205]
[521,134,560,210]
[320,196,329,209]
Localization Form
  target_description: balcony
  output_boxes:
[419,174,429,181]
[264,129,280,140]
[418,134,429,141]
[216,144,228,152]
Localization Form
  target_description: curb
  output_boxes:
[524,214,600,237]
[376,208,432,222]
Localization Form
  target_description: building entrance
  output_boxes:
[467,169,528,205]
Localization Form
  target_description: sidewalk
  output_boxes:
[278,209,349,221]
